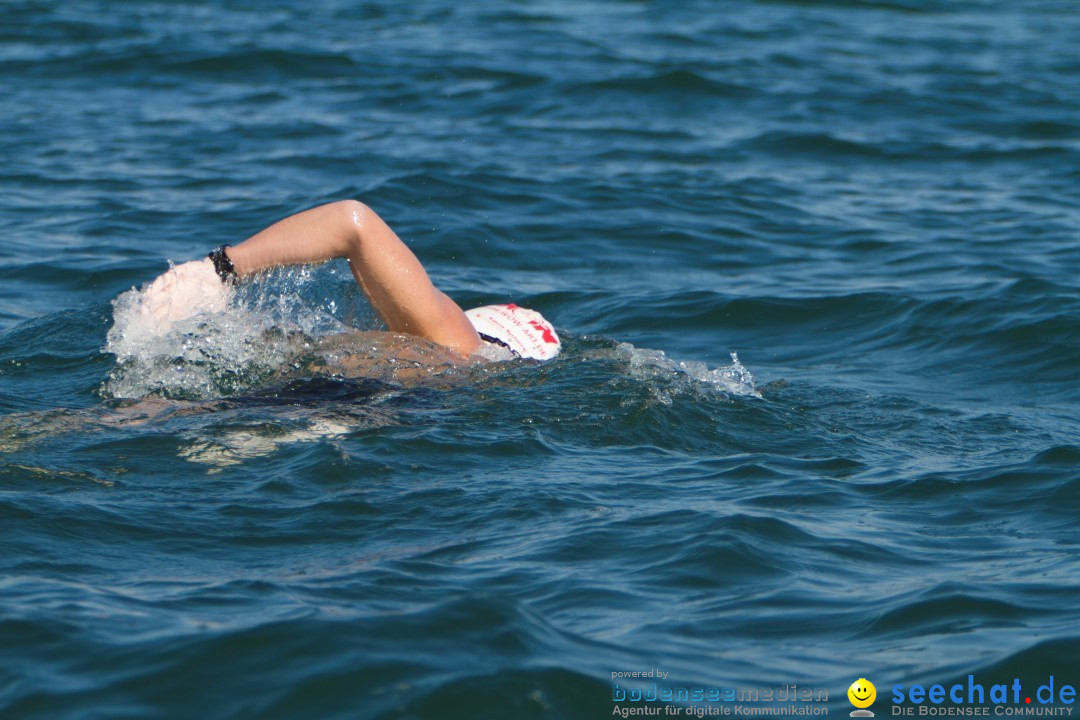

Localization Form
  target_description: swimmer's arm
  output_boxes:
[225,201,481,356]
[224,202,360,273]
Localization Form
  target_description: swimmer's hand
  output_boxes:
[139,258,232,331]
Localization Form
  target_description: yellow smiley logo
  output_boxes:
[848,678,877,710]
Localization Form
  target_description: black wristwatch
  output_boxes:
[207,246,238,284]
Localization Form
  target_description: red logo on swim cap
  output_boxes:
[528,319,558,344]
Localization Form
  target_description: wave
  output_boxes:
[1,44,361,81]
[754,0,995,13]
[0,591,615,719]
[564,69,757,98]
[739,131,1078,162]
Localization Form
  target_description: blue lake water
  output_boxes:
[1,1,1078,718]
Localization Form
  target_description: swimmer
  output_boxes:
[140,199,561,362]
[1,201,563,454]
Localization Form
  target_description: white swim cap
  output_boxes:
[465,304,561,360]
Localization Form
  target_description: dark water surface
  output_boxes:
[2,1,1079,718]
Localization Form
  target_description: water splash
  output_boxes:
[613,342,760,400]
[102,265,356,400]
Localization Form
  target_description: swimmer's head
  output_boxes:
[465,304,561,360]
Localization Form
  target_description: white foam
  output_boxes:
[613,342,760,399]
[103,265,350,400]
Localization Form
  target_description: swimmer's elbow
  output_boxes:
[330,199,376,257]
